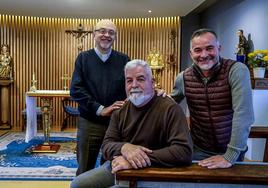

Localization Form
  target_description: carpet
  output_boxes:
[0,132,78,180]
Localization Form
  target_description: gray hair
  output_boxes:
[124,59,153,80]
[191,28,218,40]
[190,28,219,49]
[94,19,117,31]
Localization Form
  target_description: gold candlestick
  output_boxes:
[61,74,71,90]
[30,72,37,92]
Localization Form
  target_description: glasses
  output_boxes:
[95,28,116,36]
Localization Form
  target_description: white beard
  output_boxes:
[195,56,219,71]
[198,63,214,71]
[129,93,152,107]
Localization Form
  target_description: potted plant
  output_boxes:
[248,49,268,78]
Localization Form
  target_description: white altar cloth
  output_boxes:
[25,95,37,142]
[25,90,70,142]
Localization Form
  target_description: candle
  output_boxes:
[32,72,35,80]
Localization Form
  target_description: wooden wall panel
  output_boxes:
[0,15,180,131]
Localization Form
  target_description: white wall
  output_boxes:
[246,90,268,161]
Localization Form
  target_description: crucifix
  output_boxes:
[61,74,71,91]
[65,23,93,52]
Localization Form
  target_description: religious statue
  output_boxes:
[166,29,177,65]
[236,29,249,56]
[147,48,164,69]
[147,48,164,88]
[0,44,13,80]
[236,29,249,64]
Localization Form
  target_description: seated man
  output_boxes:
[70,59,193,188]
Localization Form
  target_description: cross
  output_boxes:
[65,23,93,52]
[61,74,71,91]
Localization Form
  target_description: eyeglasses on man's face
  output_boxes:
[95,28,116,36]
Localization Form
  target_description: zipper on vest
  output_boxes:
[205,84,218,150]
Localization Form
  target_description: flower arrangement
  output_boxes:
[247,49,268,68]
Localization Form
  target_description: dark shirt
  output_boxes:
[70,49,130,124]
[102,95,193,167]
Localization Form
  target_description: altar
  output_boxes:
[25,90,70,153]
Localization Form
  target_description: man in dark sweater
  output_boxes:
[70,19,130,175]
[70,59,193,188]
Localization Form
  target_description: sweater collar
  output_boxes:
[193,57,222,81]
[129,92,157,111]
[94,47,112,62]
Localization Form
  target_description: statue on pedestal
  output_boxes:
[0,44,13,130]
[147,48,164,88]
[0,44,13,80]
[236,29,249,64]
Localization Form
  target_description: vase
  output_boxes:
[253,67,266,78]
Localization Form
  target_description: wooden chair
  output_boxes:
[61,98,80,131]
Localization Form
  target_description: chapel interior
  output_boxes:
[0,0,268,187]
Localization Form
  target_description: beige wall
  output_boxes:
[0,15,180,131]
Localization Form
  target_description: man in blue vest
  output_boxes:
[171,28,254,169]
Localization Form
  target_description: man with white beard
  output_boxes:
[70,59,193,188]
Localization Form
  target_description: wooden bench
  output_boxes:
[249,126,268,162]
[115,126,268,187]
[116,162,268,188]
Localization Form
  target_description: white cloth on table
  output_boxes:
[25,95,37,143]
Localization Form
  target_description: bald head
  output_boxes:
[95,19,117,32]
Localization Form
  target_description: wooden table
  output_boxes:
[26,90,70,153]
[116,127,268,187]
[116,163,268,188]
